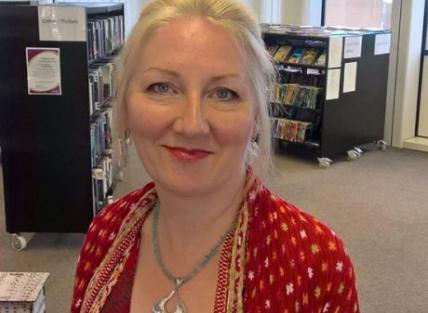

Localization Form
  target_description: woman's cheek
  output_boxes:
[127,96,166,138]
[213,114,253,145]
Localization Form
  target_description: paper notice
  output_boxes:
[375,33,391,55]
[26,47,62,95]
[328,36,343,68]
[38,6,86,42]
[344,36,362,59]
[343,62,358,93]
[326,69,341,100]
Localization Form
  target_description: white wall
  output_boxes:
[123,0,146,35]
[417,57,428,136]
[392,0,425,147]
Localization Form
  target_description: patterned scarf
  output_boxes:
[72,176,359,313]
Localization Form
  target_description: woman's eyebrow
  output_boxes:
[142,67,241,82]
[209,74,241,83]
[142,67,180,77]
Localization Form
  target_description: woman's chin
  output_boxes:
[155,174,216,198]
[170,180,211,197]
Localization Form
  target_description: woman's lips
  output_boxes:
[164,146,212,161]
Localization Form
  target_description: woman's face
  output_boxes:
[126,17,256,197]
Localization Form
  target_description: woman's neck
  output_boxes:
[154,173,246,252]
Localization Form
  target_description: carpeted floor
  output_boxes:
[1,145,427,313]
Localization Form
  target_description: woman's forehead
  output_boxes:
[136,17,248,74]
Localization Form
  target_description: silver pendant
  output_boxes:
[152,289,187,313]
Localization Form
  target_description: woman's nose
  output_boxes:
[173,95,210,137]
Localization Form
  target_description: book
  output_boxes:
[89,62,115,116]
[271,118,312,143]
[88,15,124,63]
[279,68,324,87]
[92,154,114,213]
[301,49,320,65]
[287,48,306,64]
[315,52,326,66]
[0,272,49,313]
[266,45,279,56]
[273,45,292,62]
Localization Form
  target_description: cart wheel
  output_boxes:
[347,149,362,161]
[11,234,27,251]
[317,157,332,168]
[376,140,387,151]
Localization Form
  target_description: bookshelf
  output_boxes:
[0,3,124,249]
[263,25,390,167]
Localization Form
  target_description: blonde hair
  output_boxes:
[114,0,277,180]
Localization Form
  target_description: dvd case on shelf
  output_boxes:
[301,48,320,65]
[287,47,306,64]
[273,45,292,62]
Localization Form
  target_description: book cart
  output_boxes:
[262,25,390,168]
[0,3,125,250]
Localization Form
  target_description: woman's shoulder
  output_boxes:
[70,182,155,313]
[255,184,344,244]
[245,184,359,311]
[249,183,356,280]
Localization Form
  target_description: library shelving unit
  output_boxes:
[0,3,124,250]
[263,25,390,168]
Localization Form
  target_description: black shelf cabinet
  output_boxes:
[0,3,124,234]
[321,33,390,156]
[264,27,390,159]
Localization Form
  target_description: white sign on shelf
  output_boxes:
[326,68,341,100]
[343,62,358,93]
[26,47,62,96]
[38,5,86,42]
[344,36,362,59]
[328,36,343,68]
[374,33,391,55]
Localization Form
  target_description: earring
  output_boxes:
[252,134,259,144]
[249,135,259,159]
[124,129,131,144]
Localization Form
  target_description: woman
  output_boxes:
[71,0,359,312]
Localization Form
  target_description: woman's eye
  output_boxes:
[148,83,173,94]
[213,88,239,101]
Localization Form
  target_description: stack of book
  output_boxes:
[92,153,114,214]
[90,107,113,168]
[87,15,124,62]
[0,272,49,313]
[271,83,322,109]
[90,105,114,214]
[88,62,115,116]
[279,68,324,87]
[271,118,312,143]
[269,45,326,66]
